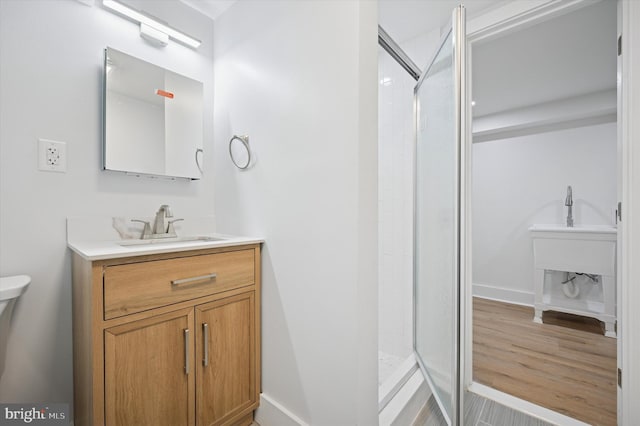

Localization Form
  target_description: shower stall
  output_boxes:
[377,25,427,413]
[377,37,415,392]
[378,7,467,423]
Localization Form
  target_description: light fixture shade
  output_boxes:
[103,0,201,49]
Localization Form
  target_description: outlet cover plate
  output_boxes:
[38,138,67,172]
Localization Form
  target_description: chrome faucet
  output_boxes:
[132,204,183,239]
[565,186,574,227]
[154,204,173,234]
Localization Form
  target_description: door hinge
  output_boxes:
[618,35,622,56]
[617,201,622,222]
[618,368,622,387]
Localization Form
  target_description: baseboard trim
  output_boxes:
[473,283,534,306]
[254,393,309,426]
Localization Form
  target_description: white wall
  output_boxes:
[0,0,214,407]
[472,123,617,304]
[212,1,378,424]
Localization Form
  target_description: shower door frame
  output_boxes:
[412,6,467,425]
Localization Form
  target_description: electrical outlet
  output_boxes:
[38,139,67,172]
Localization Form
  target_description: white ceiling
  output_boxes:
[378,1,617,117]
[472,0,617,117]
[378,0,509,43]
[178,0,236,20]
[184,0,616,119]
[185,0,509,32]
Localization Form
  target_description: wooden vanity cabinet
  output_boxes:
[104,308,195,426]
[72,244,261,426]
[195,293,257,425]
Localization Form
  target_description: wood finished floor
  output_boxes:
[473,298,617,426]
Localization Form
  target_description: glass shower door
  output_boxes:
[414,6,466,425]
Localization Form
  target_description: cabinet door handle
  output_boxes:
[184,328,190,375]
[203,323,209,367]
[171,273,217,286]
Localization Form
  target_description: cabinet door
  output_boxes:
[105,308,195,426]
[196,292,257,426]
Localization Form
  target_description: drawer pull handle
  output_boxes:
[184,328,190,375]
[203,323,209,367]
[171,273,217,286]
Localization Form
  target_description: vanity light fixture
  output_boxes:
[140,23,169,46]
[103,0,201,49]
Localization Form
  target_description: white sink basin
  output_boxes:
[118,236,226,247]
[528,224,616,275]
[529,223,617,337]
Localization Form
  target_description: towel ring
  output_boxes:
[229,135,251,170]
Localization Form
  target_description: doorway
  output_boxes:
[467,1,619,425]
[378,0,627,424]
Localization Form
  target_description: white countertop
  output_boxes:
[68,234,263,261]
[67,216,263,261]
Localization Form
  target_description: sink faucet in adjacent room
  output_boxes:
[565,186,574,227]
[153,204,173,234]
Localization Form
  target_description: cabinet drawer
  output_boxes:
[104,249,254,320]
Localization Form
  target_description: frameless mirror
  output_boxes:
[103,47,203,180]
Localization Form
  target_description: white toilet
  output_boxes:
[0,275,30,379]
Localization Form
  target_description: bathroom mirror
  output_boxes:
[103,47,203,180]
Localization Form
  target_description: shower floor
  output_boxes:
[378,351,405,386]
